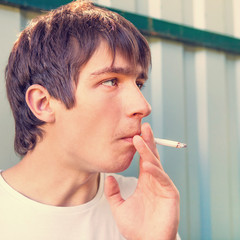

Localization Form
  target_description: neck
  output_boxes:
[2,150,100,207]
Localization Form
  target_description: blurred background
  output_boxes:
[0,0,240,239]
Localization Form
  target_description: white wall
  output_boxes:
[1,1,240,239]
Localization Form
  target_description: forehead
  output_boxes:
[81,40,148,79]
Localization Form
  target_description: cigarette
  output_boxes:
[154,138,187,148]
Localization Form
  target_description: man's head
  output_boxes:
[5,0,151,156]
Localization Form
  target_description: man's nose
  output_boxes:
[124,84,152,119]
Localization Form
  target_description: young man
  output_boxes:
[0,1,180,239]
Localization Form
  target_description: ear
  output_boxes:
[25,84,55,123]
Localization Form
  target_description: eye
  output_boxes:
[136,81,145,90]
[102,79,118,87]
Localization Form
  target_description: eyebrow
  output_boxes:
[90,66,148,80]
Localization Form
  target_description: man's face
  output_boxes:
[55,41,151,173]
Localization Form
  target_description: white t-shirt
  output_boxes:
[0,171,181,240]
[0,172,137,240]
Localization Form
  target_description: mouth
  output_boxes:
[122,137,134,144]
[120,131,141,144]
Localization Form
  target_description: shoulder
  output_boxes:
[106,173,138,200]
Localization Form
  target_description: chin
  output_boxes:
[106,151,135,173]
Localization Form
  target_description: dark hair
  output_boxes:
[5,0,151,156]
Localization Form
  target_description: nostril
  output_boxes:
[132,112,145,117]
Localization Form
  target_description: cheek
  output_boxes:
[84,95,122,128]
[72,98,119,142]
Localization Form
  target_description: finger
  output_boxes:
[142,161,175,189]
[142,161,180,199]
[141,123,160,159]
[133,135,162,170]
[104,175,125,209]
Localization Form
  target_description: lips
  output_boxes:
[120,131,141,143]
[122,137,134,143]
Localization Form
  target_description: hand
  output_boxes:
[104,123,180,240]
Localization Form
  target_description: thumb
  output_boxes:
[104,175,124,209]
